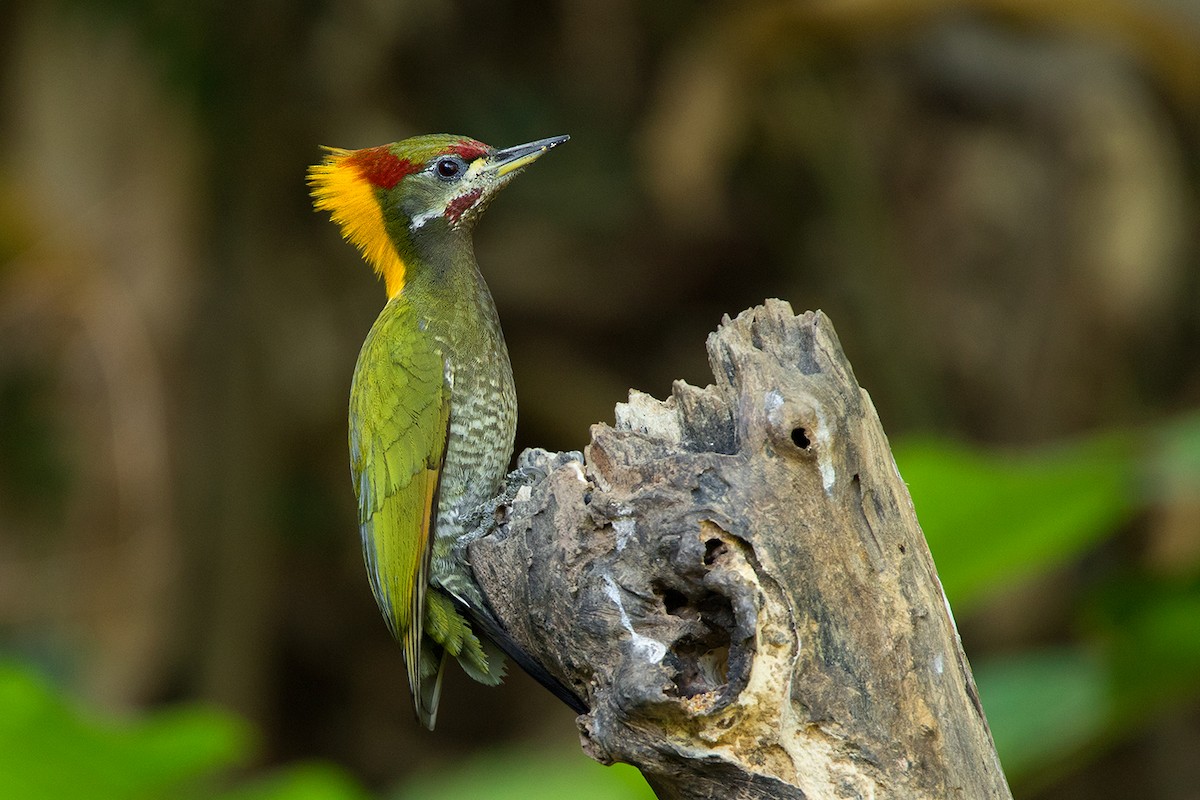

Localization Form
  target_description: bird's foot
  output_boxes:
[513,447,583,487]
[457,449,584,560]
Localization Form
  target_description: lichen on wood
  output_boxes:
[470,300,1012,800]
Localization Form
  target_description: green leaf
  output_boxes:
[391,745,655,800]
[215,763,373,800]
[973,647,1112,778]
[1094,577,1200,713]
[0,661,251,799]
[1148,412,1200,499]
[894,435,1136,609]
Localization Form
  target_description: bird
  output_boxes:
[308,133,582,729]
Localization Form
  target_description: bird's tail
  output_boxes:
[415,647,447,730]
[453,596,589,715]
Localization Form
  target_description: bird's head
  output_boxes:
[309,133,568,297]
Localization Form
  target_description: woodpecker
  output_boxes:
[309,133,579,728]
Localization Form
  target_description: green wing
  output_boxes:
[349,298,450,728]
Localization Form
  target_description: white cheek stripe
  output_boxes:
[410,206,442,230]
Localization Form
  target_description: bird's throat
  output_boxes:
[398,226,485,314]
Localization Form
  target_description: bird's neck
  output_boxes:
[395,224,490,325]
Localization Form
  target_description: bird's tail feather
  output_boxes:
[454,597,588,715]
[416,647,447,730]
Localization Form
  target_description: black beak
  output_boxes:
[486,135,570,177]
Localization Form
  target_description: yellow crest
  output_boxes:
[308,146,410,297]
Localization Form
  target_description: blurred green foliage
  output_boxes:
[0,660,243,798]
[392,748,654,800]
[0,662,370,800]
[1099,576,1200,714]
[897,434,1137,611]
[898,412,1200,788]
[0,660,650,799]
[972,647,1110,778]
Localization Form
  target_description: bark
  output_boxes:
[470,300,1012,799]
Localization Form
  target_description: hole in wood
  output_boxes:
[669,633,731,698]
[703,538,728,566]
[661,586,688,616]
[653,582,735,698]
[791,427,811,449]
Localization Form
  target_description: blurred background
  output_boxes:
[2,0,1200,797]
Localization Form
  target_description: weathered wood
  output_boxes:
[470,300,1012,799]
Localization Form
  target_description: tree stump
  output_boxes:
[470,300,1012,799]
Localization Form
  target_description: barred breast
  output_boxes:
[428,275,517,604]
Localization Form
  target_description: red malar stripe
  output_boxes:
[446,189,483,223]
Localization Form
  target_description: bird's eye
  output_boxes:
[435,158,462,180]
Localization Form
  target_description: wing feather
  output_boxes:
[349,298,451,728]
